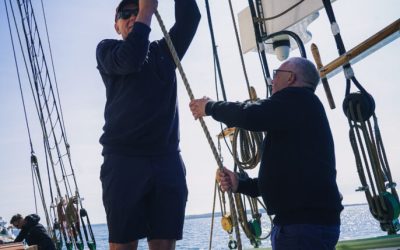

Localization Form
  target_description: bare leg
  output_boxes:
[109,241,138,250]
[148,239,176,250]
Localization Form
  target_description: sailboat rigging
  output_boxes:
[4,0,96,249]
[156,0,400,249]
[1,0,399,249]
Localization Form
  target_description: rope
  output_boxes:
[5,0,56,235]
[204,0,227,101]
[346,96,399,234]
[154,10,242,249]
[7,0,96,246]
[233,169,272,245]
[208,181,218,250]
[247,0,272,95]
[321,0,399,234]
[227,0,252,97]
[232,127,263,170]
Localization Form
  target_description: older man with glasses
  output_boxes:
[190,57,343,250]
[96,0,200,249]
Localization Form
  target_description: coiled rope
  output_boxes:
[203,1,268,246]
[154,10,242,249]
[322,0,400,234]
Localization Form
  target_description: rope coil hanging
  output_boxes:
[203,0,272,246]
[154,10,243,249]
[321,0,400,234]
[203,0,271,246]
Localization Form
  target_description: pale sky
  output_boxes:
[0,0,399,225]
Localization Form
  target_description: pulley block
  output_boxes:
[381,192,400,221]
[228,239,238,249]
[249,219,262,238]
[88,242,97,250]
[221,215,233,233]
[343,92,375,122]
[56,241,63,250]
[77,242,84,250]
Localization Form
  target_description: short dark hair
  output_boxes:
[115,0,138,21]
[10,214,23,225]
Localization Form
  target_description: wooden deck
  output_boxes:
[0,243,37,250]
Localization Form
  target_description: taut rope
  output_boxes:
[154,10,242,249]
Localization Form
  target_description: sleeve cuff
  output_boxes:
[205,101,216,116]
[130,22,151,38]
[236,176,246,193]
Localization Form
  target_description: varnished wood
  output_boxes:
[319,19,400,78]
[311,43,336,109]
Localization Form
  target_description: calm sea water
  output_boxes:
[90,204,388,249]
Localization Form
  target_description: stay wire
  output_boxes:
[16,0,67,213]
[39,0,83,207]
[19,1,70,201]
[39,0,68,141]
[16,2,56,234]
[24,0,77,200]
[12,3,56,233]
[5,0,38,221]
[227,0,252,98]
[248,0,271,97]
[155,10,242,249]
[4,0,34,155]
[204,0,227,101]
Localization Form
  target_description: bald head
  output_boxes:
[285,57,320,90]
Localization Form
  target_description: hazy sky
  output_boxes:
[0,0,399,225]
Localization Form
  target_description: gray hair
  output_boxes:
[287,57,320,89]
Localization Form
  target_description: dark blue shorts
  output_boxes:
[100,152,188,243]
[271,224,340,250]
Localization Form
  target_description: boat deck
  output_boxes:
[0,243,37,250]
[247,234,400,250]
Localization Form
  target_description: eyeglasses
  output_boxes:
[117,8,139,20]
[273,69,293,78]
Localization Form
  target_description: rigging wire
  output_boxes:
[4,0,53,234]
[248,0,272,97]
[39,0,85,212]
[321,0,400,234]
[203,0,270,247]
[227,0,252,97]
[154,9,243,249]
[5,0,96,247]
[204,0,227,102]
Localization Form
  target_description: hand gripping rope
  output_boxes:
[154,10,243,249]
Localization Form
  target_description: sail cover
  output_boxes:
[238,0,335,54]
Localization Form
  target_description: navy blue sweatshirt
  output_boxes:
[206,87,343,226]
[14,214,55,249]
[96,0,200,156]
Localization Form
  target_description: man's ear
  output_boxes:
[114,23,121,34]
[286,72,294,85]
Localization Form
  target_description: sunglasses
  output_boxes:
[117,8,139,20]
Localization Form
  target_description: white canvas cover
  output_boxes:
[238,0,334,54]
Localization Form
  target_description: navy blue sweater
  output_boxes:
[206,87,343,225]
[96,0,200,156]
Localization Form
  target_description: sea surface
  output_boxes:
[89,204,388,249]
